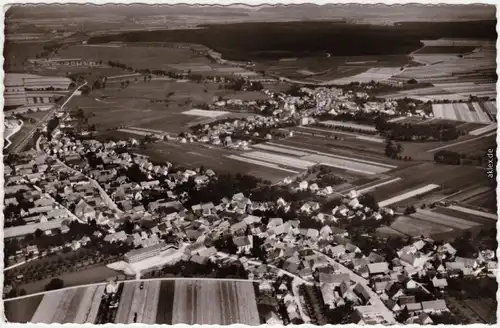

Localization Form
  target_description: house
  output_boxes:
[353,283,372,303]
[233,235,253,254]
[431,277,448,289]
[264,311,283,325]
[413,313,433,325]
[298,180,308,191]
[345,243,361,253]
[230,221,247,235]
[367,262,389,275]
[404,303,423,314]
[319,272,350,286]
[421,300,448,314]
[74,199,96,222]
[328,244,346,258]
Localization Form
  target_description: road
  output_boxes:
[312,250,396,324]
[5,277,262,302]
[11,81,87,153]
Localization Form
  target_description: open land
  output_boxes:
[68,79,269,134]
[18,264,123,295]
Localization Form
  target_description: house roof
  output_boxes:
[367,262,389,274]
[421,299,447,312]
[319,273,350,284]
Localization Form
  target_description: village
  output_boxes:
[3,86,497,324]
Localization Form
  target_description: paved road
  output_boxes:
[11,81,87,153]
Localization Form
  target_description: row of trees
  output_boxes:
[376,120,461,141]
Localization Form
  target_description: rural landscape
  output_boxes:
[3,3,497,326]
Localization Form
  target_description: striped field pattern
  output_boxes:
[172,280,260,325]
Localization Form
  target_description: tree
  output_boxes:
[80,85,91,96]
[44,278,64,291]
[34,228,44,238]
[397,306,410,323]
[359,193,379,211]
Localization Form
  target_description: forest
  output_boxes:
[88,20,497,61]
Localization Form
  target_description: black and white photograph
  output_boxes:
[2,1,498,325]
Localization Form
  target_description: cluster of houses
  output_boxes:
[4,96,496,325]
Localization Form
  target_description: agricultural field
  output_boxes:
[4,294,44,323]
[432,102,495,123]
[115,280,161,324]
[57,44,208,72]
[367,162,489,202]
[414,46,478,54]
[171,280,260,325]
[429,133,496,154]
[378,184,441,207]
[67,79,268,134]
[260,54,409,83]
[18,264,122,295]
[323,67,403,85]
[5,279,260,325]
[388,215,454,238]
[135,141,292,183]
[276,129,401,166]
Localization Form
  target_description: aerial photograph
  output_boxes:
[2,3,497,325]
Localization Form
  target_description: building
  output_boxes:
[28,57,98,67]
[4,73,73,108]
[124,243,167,263]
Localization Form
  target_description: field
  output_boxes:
[5,279,260,324]
[68,79,268,134]
[389,215,454,238]
[115,280,161,324]
[414,46,478,54]
[427,133,496,154]
[365,162,489,202]
[58,44,210,72]
[378,184,441,207]
[260,54,409,83]
[432,102,495,123]
[133,141,293,183]
[4,294,44,323]
[19,264,122,295]
[171,280,260,325]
